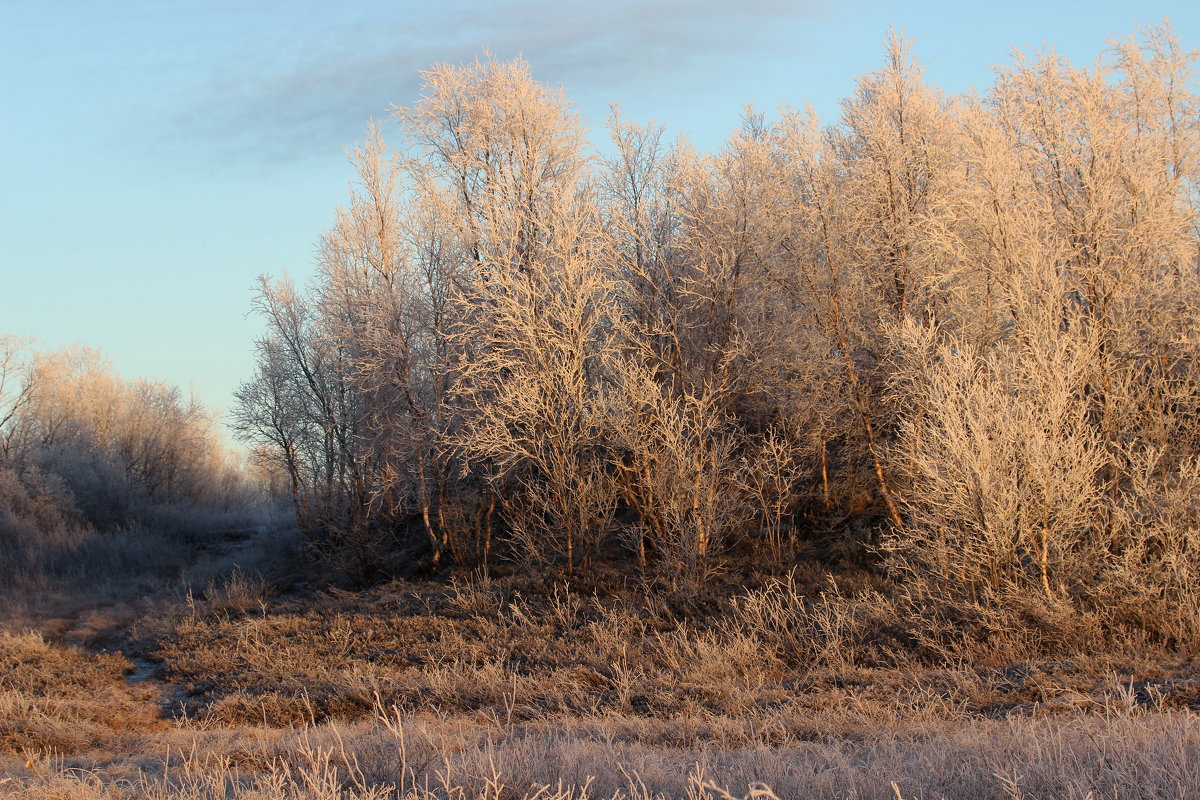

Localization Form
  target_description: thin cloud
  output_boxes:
[149,0,825,165]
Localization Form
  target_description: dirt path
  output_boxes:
[4,522,294,725]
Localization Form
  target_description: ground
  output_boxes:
[1,525,1197,799]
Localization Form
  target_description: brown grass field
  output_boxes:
[1,523,1197,800]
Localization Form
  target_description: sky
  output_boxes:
[2,0,1197,444]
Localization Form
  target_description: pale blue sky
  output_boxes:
[2,0,1197,440]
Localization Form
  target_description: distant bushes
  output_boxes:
[0,465,89,572]
[0,337,263,584]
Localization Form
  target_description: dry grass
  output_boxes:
[2,704,1197,799]
[141,572,1200,731]
[0,631,162,756]
[3,553,1198,798]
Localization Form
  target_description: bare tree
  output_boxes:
[0,335,34,462]
[232,26,1200,619]
[884,25,1200,631]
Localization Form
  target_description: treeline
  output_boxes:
[0,338,256,572]
[235,26,1200,636]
